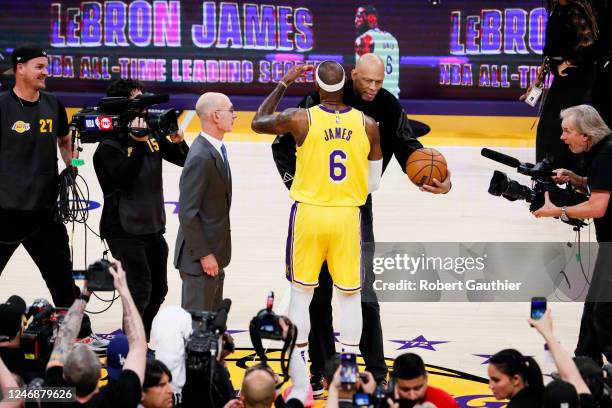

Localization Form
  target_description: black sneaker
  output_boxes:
[310,374,325,399]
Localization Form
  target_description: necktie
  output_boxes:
[220,144,230,179]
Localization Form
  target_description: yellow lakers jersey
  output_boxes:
[290,105,370,206]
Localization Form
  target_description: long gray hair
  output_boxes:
[560,105,611,145]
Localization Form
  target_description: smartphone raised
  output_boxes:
[353,393,370,407]
[531,297,547,320]
[340,352,358,390]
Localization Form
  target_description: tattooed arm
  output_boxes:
[46,288,91,369]
[108,262,147,384]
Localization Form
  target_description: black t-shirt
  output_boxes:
[2,89,69,137]
[586,134,612,242]
[43,366,141,408]
[93,133,187,238]
[506,387,542,408]
[0,89,70,210]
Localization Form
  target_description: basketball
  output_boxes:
[406,148,448,187]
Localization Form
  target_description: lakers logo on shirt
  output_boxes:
[11,120,30,134]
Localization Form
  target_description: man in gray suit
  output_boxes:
[174,92,235,311]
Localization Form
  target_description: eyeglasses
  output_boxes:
[215,108,235,114]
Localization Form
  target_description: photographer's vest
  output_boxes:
[102,138,165,235]
[0,91,60,210]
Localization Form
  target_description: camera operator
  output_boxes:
[93,79,188,340]
[43,261,147,407]
[180,330,235,408]
[150,303,235,408]
[532,104,612,365]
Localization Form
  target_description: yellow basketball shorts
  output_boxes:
[285,202,363,293]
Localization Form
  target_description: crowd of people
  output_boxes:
[1,0,612,405]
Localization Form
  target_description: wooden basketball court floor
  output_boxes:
[1,126,595,400]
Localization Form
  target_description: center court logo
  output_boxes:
[11,120,30,133]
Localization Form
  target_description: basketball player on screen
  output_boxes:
[354,5,400,98]
[251,62,382,402]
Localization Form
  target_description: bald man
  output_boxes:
[272,55,452,390]
[241,368,277,408]
[175,92,235,311]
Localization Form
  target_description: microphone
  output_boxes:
[481,148,522,168]
[212,299,232,332]
[98,93,170,113]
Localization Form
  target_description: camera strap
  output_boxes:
[248,317,297,389]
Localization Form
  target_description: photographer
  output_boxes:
[380,353,458,408]
[325,356,377,408]
[93,79,188,340]
[0,296,27,380]
[532,104,612,364]
[43,261,147,407]
[151,306,234,408]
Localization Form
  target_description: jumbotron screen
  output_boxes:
[0,0,546,100]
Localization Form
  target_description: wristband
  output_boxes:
[279,81,288,89]
[78,293,90,302]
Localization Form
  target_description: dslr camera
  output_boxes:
[251,292,284,340]
[74,259,115,291]
[185,300,233,373]
[482,148,588,227]
[70,93,180,143]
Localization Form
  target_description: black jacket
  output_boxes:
[272,80,423,189]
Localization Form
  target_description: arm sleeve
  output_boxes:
[94,140,147,190]
[57,99,69,138]
[178,154,212,259]
[158,133,189,167]
[271,93,319,189]
[368,159,383,192]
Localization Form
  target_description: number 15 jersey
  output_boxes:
[289,105,370,207]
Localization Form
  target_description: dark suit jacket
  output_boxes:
[174,134,232,276]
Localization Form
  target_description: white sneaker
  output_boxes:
[77,333,110,352]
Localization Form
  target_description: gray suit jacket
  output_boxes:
[174,135,232,276]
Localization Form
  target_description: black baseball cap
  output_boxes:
[0,295,25,342]
[12,45,47,69]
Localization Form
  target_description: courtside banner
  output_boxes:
[369,242,612,302]
[0,0,545,100]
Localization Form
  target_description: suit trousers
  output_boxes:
[307,195,388,382]
[180,268,225,312]
[0,209,92,338]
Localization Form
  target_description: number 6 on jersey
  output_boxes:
[329,150,347,182]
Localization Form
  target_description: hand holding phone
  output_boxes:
[530,297,547,320]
